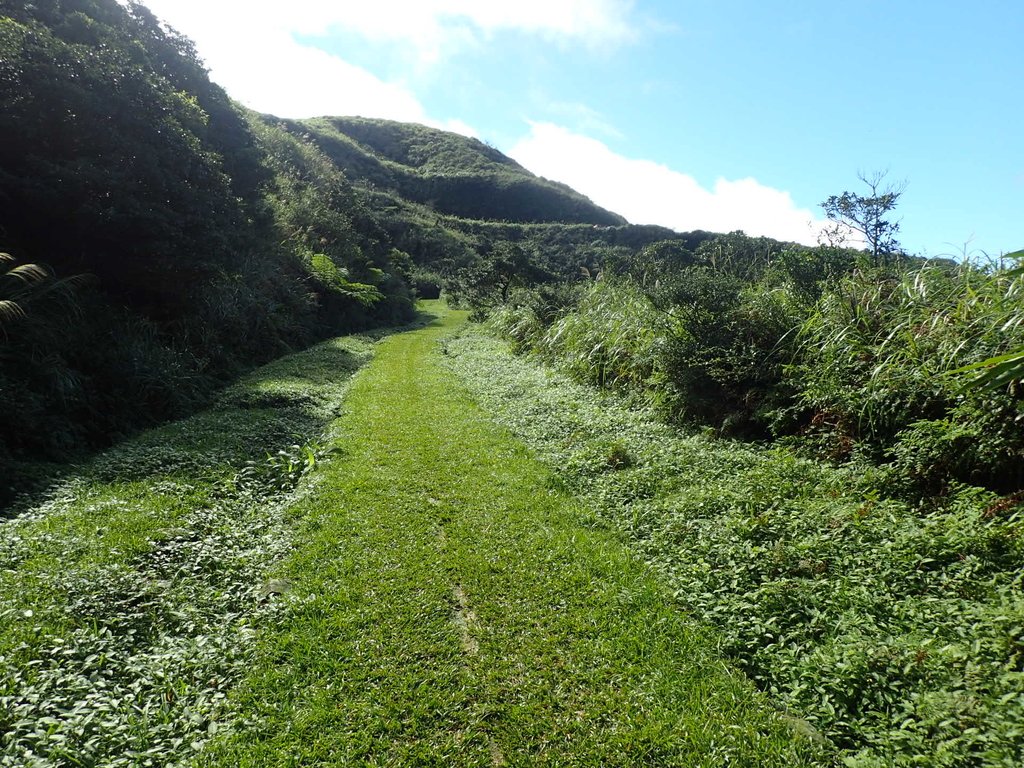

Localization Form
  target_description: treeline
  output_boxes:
[488,229,1024,497]
[0,0,417,495]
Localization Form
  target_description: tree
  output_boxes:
[820,171,906,264]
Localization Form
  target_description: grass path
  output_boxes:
[205,303,824,767]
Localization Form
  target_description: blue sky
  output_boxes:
[143,0,1022,257]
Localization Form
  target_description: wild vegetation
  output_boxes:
[0,330,379,766]
[4,2,1023,766]
[445,328,1024,767]
[467,178,1024,765]
[0,0,423,495]
[200,304,823,767]
[487,225,1024,498]
[287,116,626,226]
[0,0,689,495]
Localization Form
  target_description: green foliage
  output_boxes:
[308,253,383,307]
[410,266,444,299]
[0,331,376,766]
[203,306,824,767]
[489,225,1024,495]
[446,329,1024,767]
[951,249,1024,392]
[505,233,856,436]
[820,171,906,264]
[236,440,331,494]
[0,1,419,470]
[790,261,1024,491]
[293,117,626,226]
[0,5,260,293]
[537,279,667,393]
[442,242,556,318]
[955,348,1024,392]
[658,271,805,434]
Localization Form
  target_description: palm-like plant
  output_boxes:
[0,253,89,345]
[0,252,52,332]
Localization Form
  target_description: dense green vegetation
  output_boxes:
[0,327,382,765]
[285,116,702,311]
[469,190,1024,764]
[0,1,696,494]
[446,328,1024,767]
[0,307,825,766]
[0,0,415,491]
[5,2,1023,765]
[287,116,626,226]
[488,229,1024,497]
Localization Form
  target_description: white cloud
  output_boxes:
[543,100,624,139]
[442,119,480,139]
[140,0,635,121]
[243,0,638,61]
[510,122,829,245]
[141,1,429,121]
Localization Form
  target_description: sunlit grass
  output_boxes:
[444,326,1024,767]
[204,301,823,766]
[0,333,379,766]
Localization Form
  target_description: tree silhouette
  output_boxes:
[821,171,906,265]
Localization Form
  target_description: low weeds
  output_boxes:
[201,305,824,767]
[0,335,376,767]
[445,330,1024,768]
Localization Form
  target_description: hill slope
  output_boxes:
[285,117,627,226]
[0,0,699,482]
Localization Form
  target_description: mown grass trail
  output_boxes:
[205,303,825,767]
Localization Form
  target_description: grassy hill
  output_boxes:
[285,116,627,226]
[0,0,713,488]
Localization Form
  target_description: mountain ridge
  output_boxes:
[278,115,628,226]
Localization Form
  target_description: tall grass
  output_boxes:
[791,261,1024,491]
[489,279,672,408]
[490,245,1024,496]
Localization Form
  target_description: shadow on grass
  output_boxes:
[0,314,436,519]
[415,307,445,328]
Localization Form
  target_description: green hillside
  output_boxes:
[286,116,627,226]
[0,0,690,487]
[4,4,1024,767]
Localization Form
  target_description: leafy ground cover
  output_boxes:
[200,302,824,767]
[0,333,381,767]
[443,328,1024,767]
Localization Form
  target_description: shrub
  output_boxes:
[537,279,669,402]
[789,262,1024,492]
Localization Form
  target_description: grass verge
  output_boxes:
[202,301,824,767]
[0,331,383,767]
[443,328,1024,768]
